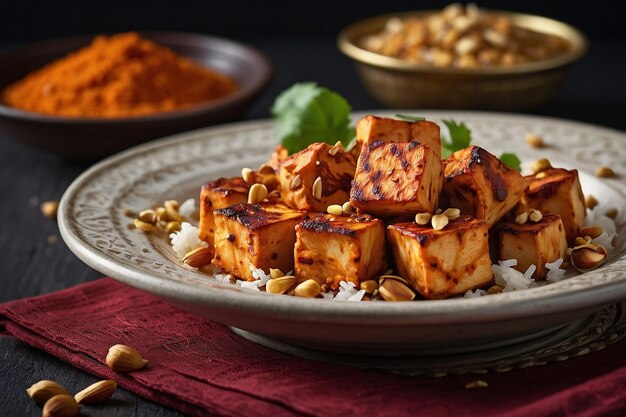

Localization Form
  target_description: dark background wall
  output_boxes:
[1,0,625,43]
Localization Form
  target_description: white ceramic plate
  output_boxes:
[59,111,626,357]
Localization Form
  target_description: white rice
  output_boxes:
[327,281,366,302]
[499,259,517,268]
[168,206,615,300]
[236,266,271,291]
[322,291,335,300]
[169,222,207,258]
[213,273,233,283]
[492,260,536,292]
[546,258,567,282]
[179,198,196,218]
[237,279,261,291]
[586,207,618,251]
[464,289,488,298]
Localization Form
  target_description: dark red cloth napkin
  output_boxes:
[1,278,625,417]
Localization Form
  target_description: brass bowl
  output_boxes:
[337,10,587,110]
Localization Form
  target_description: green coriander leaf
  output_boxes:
[271,82,355,154]
[441,119,472,153]
[394,114,426,122]
[499,153,522,172]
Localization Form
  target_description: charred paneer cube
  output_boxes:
[212,203,307,281]
[294,214,387,288]
[442,146,528,228]
[496,214,568,279]
[269,144,289,171]
[278,142,356,212]
[354,115,441,158]
[516,168,585,243]
[387,215,492,299]
[198,177,249,244]
[350,141,443,217]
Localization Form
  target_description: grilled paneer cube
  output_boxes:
[350,141,443,217]
[278,142,356,212]
[294,214,387,288]
[443,146,528,228]
[199,177,249,244]
[496,214,568,279]
[354,115,441,157]
[269,144,289,171]
[516,168,585,243]
[212,203,307,281]
[387,215,492,299]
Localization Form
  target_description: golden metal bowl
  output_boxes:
[337,10,588,110]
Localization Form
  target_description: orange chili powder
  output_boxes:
[1,32,238,117]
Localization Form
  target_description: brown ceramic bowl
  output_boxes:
[0,32,272,159]
[337,10,587,110]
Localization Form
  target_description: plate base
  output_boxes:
[231,302,625,376]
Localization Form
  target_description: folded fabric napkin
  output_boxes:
[1,278,625,417]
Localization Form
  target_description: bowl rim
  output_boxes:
[337,9,588,75]
[0,31,273,124]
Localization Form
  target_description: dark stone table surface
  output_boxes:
[0,37,624,416]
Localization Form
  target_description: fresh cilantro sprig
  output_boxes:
[271,82,355,154]
[271,83,522,170]
[441,119,521,171]
[498,153,522,172]
[394,114,426,122]
[441,119,472,159]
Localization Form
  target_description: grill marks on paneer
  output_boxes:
[278,142,356,212]
[212,203,307,281]
[387,215,492,299]
[443,146,528,228]
[496,214,568,279]
[199,177,249,245]
[516,168,585,243]
[294,214,387,289]
[354,115,442,158]
[351,141,443,217]
[196,115,585,300]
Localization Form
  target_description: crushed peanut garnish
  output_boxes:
[289,174,302,190]
[431,213,449,230]
[40,200,59,219]
[585,195,599,209]
[605,209,618,219]
[328,141,343,156]
[442,207,460,220]
[525,133,545,148]
[415,212,432,225]
[595,166,616,178]
[361,3,571,68]
[532,158,552,174]
[465,380,489,389]
[241,167,255,184]
[528,209,542,222]
[515,209,542,224]
[248,183,268,205]
[327,204,343,216]
[580,225,603,239]
[294,279,321,298]
[312,177,323,200]
[515,212,529,224]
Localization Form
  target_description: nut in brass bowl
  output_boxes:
[337,10,587,110]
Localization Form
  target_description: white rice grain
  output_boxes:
[464,289,488,298]
[169,222,207,258]
[546,258,567,282]
[179,198,196,218]
[493,262,536,292]
[237,266,271,290]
